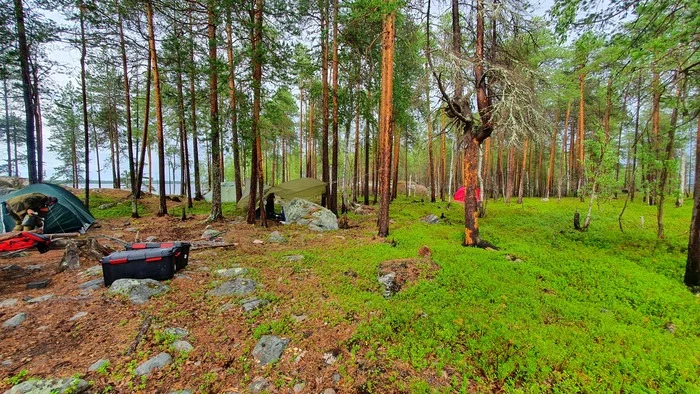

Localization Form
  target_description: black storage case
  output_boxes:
[125,242,190,271]
[101,247,178,286]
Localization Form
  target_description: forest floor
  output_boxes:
[0,189,699,393]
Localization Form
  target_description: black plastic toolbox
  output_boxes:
[125,242,190,271]
[100,247,178,286]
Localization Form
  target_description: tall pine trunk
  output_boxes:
[329,0,339,214]
[684,117,700,286]
[146,0,167,215]
[208,1,223,221]
[321,0,330,207]
[2,75,11,177]
[377,7,395,237]
[226,13,242,202]
[79,0,90,203]
[119,12,138,218]
[190,13,203,201]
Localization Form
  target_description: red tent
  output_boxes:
[454,186,481,202]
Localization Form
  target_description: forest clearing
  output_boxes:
[2,0,700,392]
[0,190,697,393]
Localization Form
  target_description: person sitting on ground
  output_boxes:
[5,193,58,231]
[255,193,285,221]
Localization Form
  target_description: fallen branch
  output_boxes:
[126,314,152,356]
[190,242,235,251]
[93,235,130,247]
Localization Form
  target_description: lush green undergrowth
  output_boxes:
[86,191,700,392]
[289,196,699,392]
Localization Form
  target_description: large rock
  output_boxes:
[281,198,338,231]
[4,378,90,394]
[134,352,172,376]
[252,335,289,366]
[248,377,269,393]
[2,313,27,328]
[171,340,193,353]
[108,279,169,304]
[241,297,268,312]
[206,278,256,297]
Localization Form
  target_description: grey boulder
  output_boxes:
[241,298,268,312]
[134,352,172,376]
[108,279,169,304]
[2,313,27,328]
[252,335,289,366]
[4,378,90,394]
[281,198,338,231]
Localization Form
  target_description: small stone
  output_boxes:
[26,264,42,271]
[214,267,248,278]
[4,378,90,394]
[135,352,172,376]
[2,359,12,367]
[2,264,21,272]
[2,313,27,328]
[125,227,139,232]
[241,297,268,312]
[0,298,18,308]
[665,323,676,334]
[293,382,306,393]
[70,312,88,321]
[201,229,222,240]
[294,350,307,364]
[26,279,50,289]
[145,236,158,242]
[26,294,55,304]
[268,231,286,243]
[423,214,439,224]
[284,255,304,262]
[171,340,194,353]
[291,314,307,323]
[332,373,341,383]
[81,266,103,277]
[98,203,116,209]
[206,278,257,297]
[252,335,289,366]
[378,272,397,298]
[164,327,189,338]
[169,390,193,394]
[248,377,269,393]
[88,358,109,372]
[323,350,339,365]
[252,239,264,245]
[217,302,235,313]
[323,389,337,394]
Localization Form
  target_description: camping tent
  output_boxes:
[453,186,481,203]
[236,178,327,210]
[204,182,238,203]
[0,183,95,234]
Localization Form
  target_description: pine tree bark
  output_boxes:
[119,12,138,218]
[657,71,684,238]
[377,8,395,237]
[440,110,446,201]
[79,0,89,202]
[684,116,700,286]
[136,50,151,198]
[518,139,528,204]
[2,75,11,176]
[558,101,571,200]
[546,108,559,198]
[190,13,203,201]
[391,127,400,200]
[299,82,304,179]
[176,41,192,208]
[146,0,167,215]
[30,69,42,182]
[426,60,435,202]
[330,0,339,214]
[207,1,223,221]
[577,71,585,196]
[226,13,243,202]
[320,0,329,207]
[353,77,360,203]
[247,0,265,226]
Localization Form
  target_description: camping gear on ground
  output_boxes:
[0,232,53,254]
[101,246,182,286]
[236,178,327,211]
[453,186,481,203]
[0,183,94,234]
[126,242,190,271]
[204,182,238,203]
[4,193,57,231]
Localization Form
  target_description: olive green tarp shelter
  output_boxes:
[0,183,95,234]
[204,182,238,203]
[236,178,327,210]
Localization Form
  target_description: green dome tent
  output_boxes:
[0,183,95,234]
[236,178,327,210]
